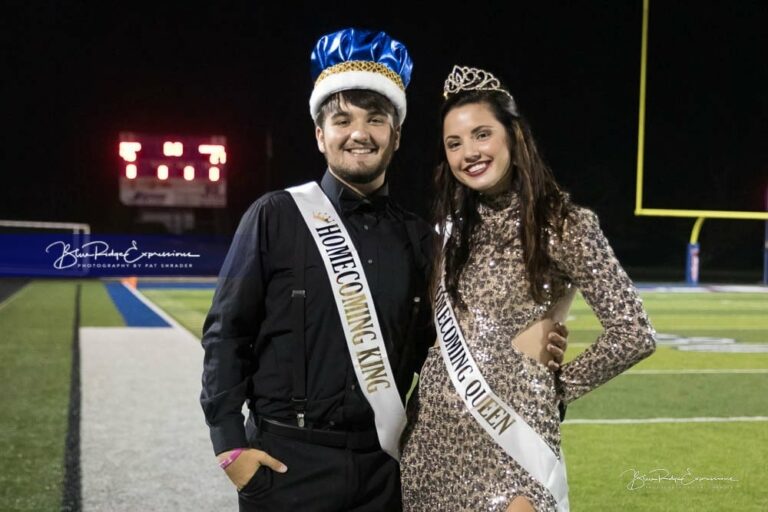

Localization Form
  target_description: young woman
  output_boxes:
[400,66,656,512]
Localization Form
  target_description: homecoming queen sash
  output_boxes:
[434,278,570,510]
[287,181,406,461]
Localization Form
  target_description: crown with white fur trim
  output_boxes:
[309,28,413,125]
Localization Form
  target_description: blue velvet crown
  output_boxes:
[309,27,413,124]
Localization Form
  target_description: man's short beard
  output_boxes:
[324,128,398,187]
[332,164,387,185]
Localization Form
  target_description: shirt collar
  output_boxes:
[320,169,390,214]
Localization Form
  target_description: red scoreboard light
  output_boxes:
[118,132,227,208]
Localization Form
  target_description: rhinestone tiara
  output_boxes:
[443,65,514,100]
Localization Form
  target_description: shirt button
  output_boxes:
[351,384,356,390]
[367,259,373,265]
[329,420,336,426]
[363,225,369,230]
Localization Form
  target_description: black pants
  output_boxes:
[238,421,402,512]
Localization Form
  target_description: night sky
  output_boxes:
[2,1,766,280]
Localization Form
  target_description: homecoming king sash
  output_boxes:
[287,181,406,461]
[434,276,570,510]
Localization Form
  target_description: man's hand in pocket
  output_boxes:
[218,448,287,490]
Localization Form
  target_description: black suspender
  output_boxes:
[398,219,428,377]
[290,226,308,427]
[404,219,429,282]
[288,214,429,428]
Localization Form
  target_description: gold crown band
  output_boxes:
[315,61,405,91]
[443,65,514,100]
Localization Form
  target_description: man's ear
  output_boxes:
[315,125,326,153]
[393,125,401,151]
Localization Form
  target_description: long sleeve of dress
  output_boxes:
[551,207,656,404]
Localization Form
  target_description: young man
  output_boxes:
[200,28,568,511]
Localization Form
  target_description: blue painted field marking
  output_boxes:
[105,282,170,327]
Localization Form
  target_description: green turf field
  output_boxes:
[1,281,766,510]
[558,291,768,510]
[141,285,768,511]
[140,285,768,511]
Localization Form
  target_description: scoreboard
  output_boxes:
[118,132,227,208]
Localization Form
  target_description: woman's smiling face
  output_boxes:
[443,102,513,196]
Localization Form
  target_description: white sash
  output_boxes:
[434,279,570,510]
[287,181,406,461]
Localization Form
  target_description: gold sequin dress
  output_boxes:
[400,191,656,511]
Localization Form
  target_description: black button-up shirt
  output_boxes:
[201,171,434,455]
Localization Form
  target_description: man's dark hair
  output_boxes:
[315,89,400,127]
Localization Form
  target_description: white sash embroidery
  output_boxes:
[287,181,406,460]
[434,277,569,510]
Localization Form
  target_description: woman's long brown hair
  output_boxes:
[430,90,572,306]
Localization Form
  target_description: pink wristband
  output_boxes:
[218,448,245,470]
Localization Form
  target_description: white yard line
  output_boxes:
[563,416,768,425]
[624,369,768,375]
[637,285,768,293]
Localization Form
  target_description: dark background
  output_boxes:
[2,1,766,281]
